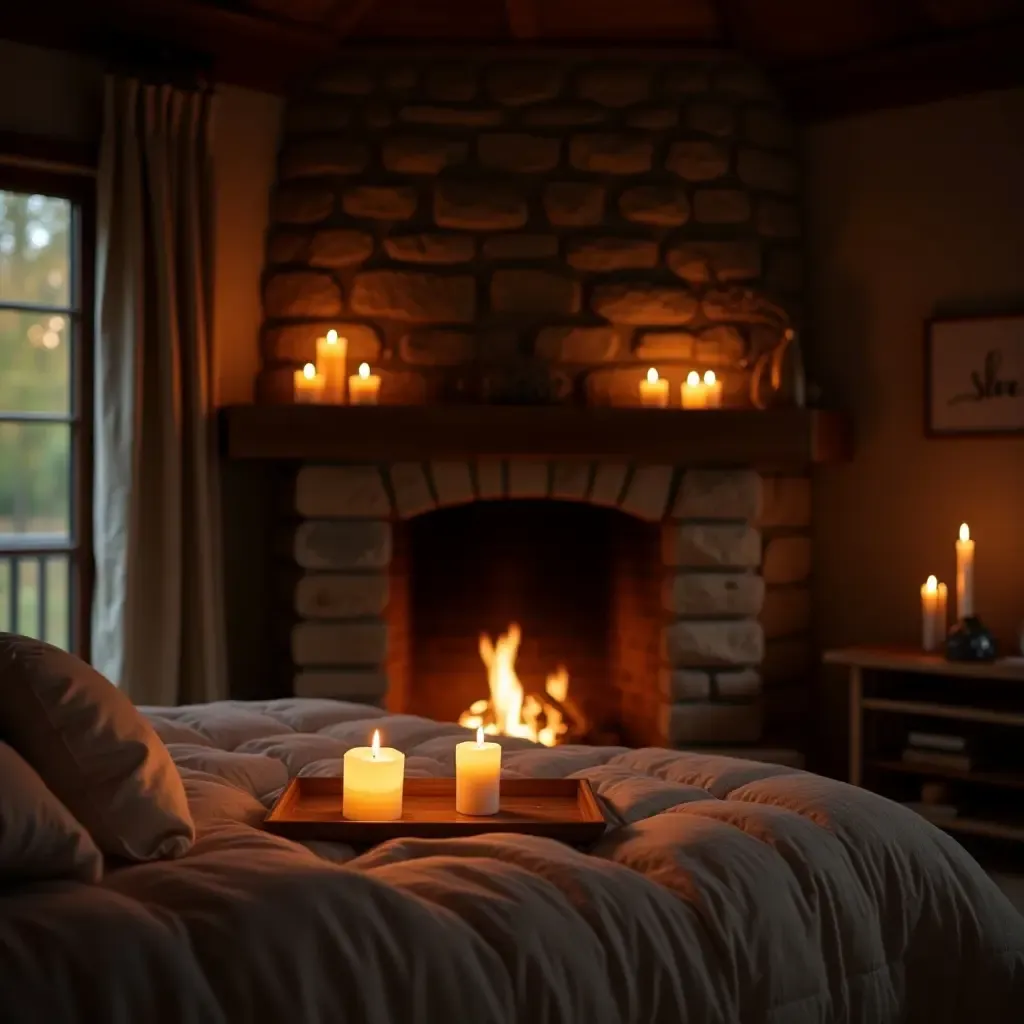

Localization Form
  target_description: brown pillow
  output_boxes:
[0,742,103,884]
[0,634,194,862]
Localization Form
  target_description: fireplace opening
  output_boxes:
[387,500,663,747]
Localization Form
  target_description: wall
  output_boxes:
[805,87,1024,773]
[260,52,802,407]
[0,38,280,406]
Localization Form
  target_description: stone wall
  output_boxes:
[288,462,813,746]
[260,51,800,405]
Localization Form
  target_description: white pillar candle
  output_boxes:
[293,362,325,404]
[955,522,975,619]
[703,370,723,409]
[455,726,501,816]
[342,730,405,821]
[316,329,348,404]
[349,362,381,405]
[921,575,948,651]
[681,370,707,409]
[639,367,670,408]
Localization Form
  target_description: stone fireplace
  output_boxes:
[286,458,813,747]
[236,48,823,752]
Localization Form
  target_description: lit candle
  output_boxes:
[639,367,670,408]
[316,329,348,404]
[681,370,707,409]
[349,362,381,406]
[293,362,325,404]
[921,575,948,651]
[342,729,405,821]
[955,522,975,619]
[455,726,501,816]
[703,370,723,409]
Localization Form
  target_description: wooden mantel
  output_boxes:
[221,405,851,466]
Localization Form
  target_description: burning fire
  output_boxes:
[458,623,570,747]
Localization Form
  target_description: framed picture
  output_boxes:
[925,314,1024,436]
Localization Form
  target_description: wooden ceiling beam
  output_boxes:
[778,16,1024,121]
[505,0,540,40]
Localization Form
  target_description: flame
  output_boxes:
[476,726,484,747]
[371,729,380,759]
[703,370,717,386]
[326,329,338,344]
[302,362,316,380]
[646,367,659,384]
[959,523,970,543]
[925,574,938,593]
[359,362,370,380]
[686,370,700,387]
[458,623,569,747]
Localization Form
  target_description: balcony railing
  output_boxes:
[0,533,72,648]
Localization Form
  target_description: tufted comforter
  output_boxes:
[2,698,1023,1024]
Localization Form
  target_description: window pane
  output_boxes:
[0,190,71,307]
[0,309,71,413]
[0,421,71,537]
[45,555,70,649]
[0,557,8,631]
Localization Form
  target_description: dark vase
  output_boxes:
[945,616,998,662]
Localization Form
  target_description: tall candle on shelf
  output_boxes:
[316,329,348,404]
[955,522,975,619]
[703,370,723,409]
[681,370,707,409]
[920,575,948,652]
[455,726,501,816]
[293,362,325,404]
[639,367,669,408]
[342,730,405,821]
[349,362,381,405]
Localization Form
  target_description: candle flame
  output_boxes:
[686,370,701,387]
[302,362,316,380]
[959,523,970,542]
[925,574,938,593]
[646,367,659,384]
[703,370,717,386]
[326,329,338,344]
[371,729,380,759]
[476,726,484,747]
[359,362,370,380]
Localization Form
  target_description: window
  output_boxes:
[0,165,93,654]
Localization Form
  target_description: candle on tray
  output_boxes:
[316,329,348,404]
[955,522,975,619]
[342,729,405,821]
[349,362,381,405]
[921,575,948,651]
[681,370,707,410]
[639,367,670,408]
[455,726,501,816]
[293,362,325,404]
[703,370,723,409]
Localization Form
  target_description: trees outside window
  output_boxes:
[0,169,93,653]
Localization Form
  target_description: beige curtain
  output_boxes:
[92,75,227,705]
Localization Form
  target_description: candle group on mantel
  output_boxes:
[639,368,723,409]
[292,329,384,405]
[919,522,977,651]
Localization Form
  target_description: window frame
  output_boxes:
[0,159,95,658]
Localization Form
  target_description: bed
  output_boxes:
[2,696,1023,1024]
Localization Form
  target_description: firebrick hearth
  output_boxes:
[287,460,813,748]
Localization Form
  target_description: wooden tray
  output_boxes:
[263,777,606,845]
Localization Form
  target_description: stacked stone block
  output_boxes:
[261,53,800,406]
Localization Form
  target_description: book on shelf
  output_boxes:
[903,801,958,820]
[907,731,967,754]
[901,747,973,772]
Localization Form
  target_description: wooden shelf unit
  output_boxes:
[826,646,1024,847]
